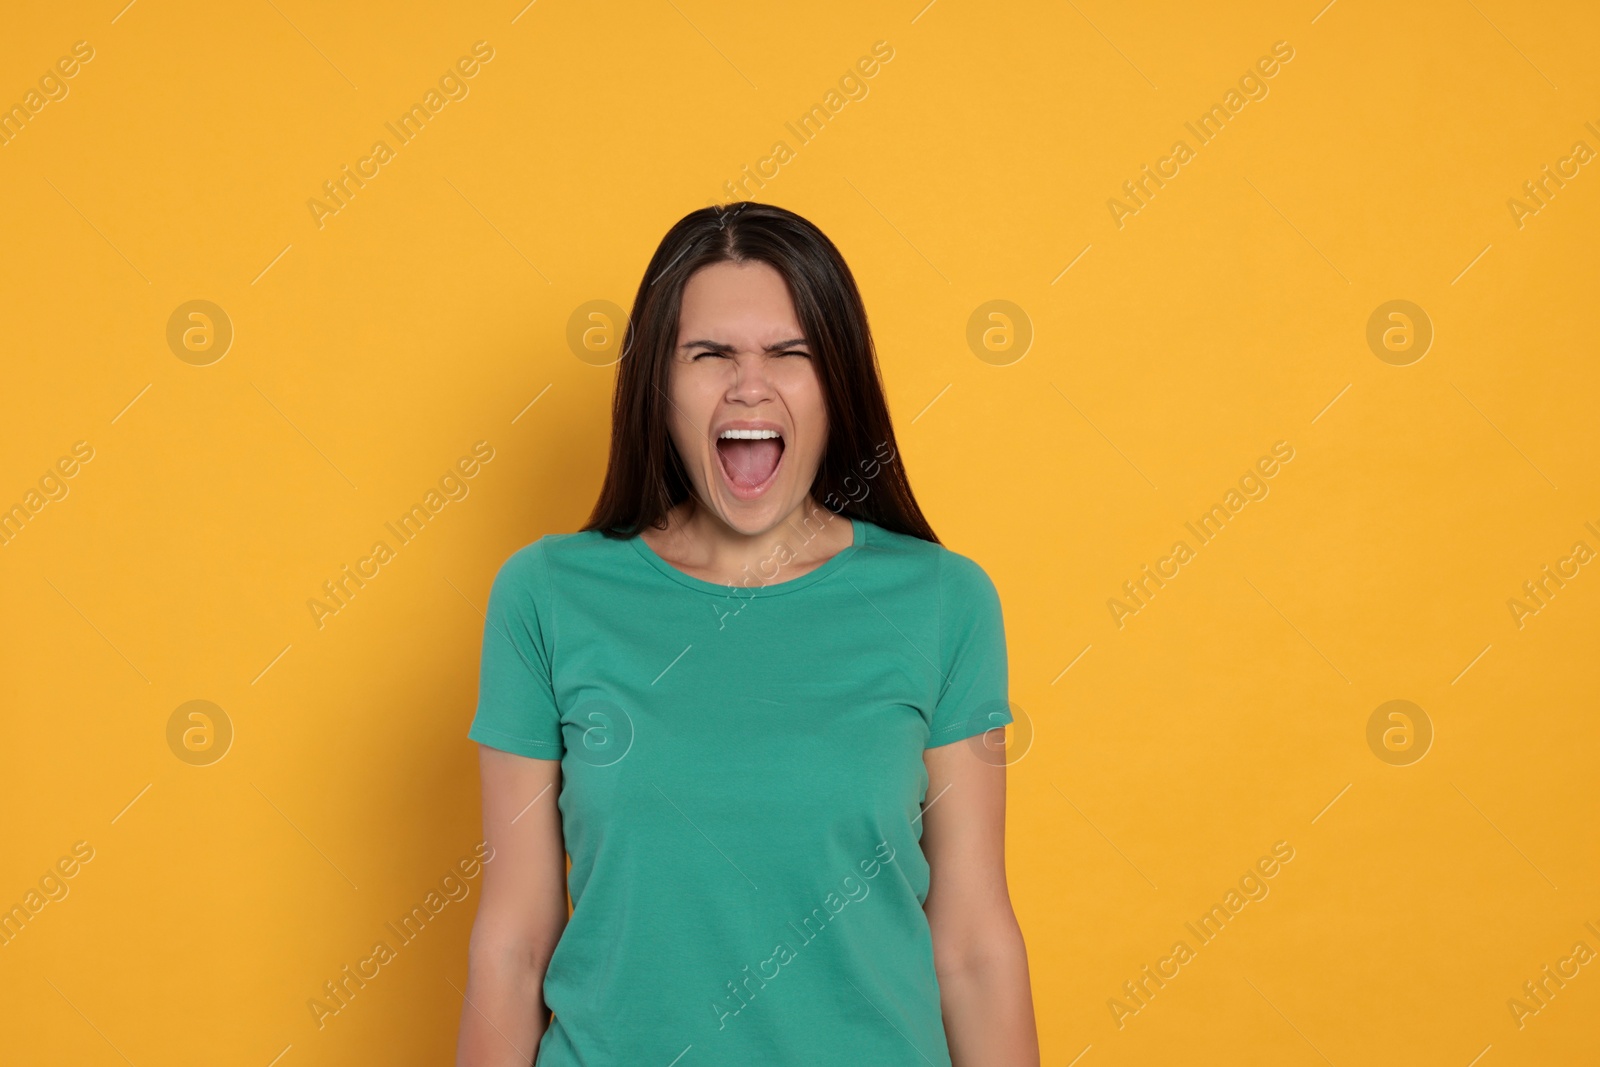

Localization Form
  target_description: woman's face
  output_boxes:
[666,259,829,536]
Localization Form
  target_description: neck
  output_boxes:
[649,496,852,586]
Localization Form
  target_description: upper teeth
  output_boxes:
[719,429,781,439]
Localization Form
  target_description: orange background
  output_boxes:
[2,1,1597,1064]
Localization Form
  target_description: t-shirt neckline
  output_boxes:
[628,515,864,597]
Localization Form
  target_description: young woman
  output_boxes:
[456,202,1039,1066]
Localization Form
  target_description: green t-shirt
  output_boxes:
[468,514,1012,1066]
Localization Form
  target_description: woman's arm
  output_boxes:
[922,730,1040,1067]
[456,746,568,1066]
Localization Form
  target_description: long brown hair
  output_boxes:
[581,201,939,544]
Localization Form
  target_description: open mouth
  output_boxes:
[715,429,784,497]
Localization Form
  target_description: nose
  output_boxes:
[725,352,777,403]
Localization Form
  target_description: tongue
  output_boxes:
[717,438,782,488]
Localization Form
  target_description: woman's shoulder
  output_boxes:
[856,518,997,591]
[492,528,623,583]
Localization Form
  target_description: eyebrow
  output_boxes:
[678,337,810,354]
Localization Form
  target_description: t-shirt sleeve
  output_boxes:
[467,539,564,760]
[926,550,1013,748]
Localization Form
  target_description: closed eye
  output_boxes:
[691,350,810,360]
